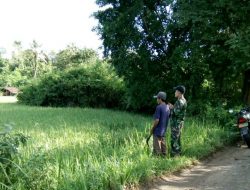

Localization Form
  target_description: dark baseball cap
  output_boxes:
[174,85,186,94]
[153,91,167,100]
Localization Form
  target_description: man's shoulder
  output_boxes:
[179,98,187,106]
[158,103,169,108]
[179,98,187,104]
[174,98,187,111]
[157,104,169,112]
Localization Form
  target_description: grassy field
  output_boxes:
[0,104,236,190]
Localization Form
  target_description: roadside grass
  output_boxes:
[0,104,237,190]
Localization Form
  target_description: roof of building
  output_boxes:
[3,87,19,94]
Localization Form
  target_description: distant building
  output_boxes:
[2,87,19,96]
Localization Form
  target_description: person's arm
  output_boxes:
[150,106,160,135]
[167,103,173,118]
[150,119,159,135]
[168,102,174,109]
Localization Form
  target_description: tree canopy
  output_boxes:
[94,0,250,112]
[0,42,99,89]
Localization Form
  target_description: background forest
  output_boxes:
[0,0,249,115]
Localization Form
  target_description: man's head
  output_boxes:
[174,85,185,98]
[154,91,167,104]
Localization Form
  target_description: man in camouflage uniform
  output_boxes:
[169,85,187,157]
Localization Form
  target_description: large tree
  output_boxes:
[174,0,250,104]
[95,0,250,111]
[11,40,51,79]
[94,0,207,111]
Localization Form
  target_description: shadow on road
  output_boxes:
[145,146,250,190]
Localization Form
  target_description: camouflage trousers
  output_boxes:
[170,119,182,156]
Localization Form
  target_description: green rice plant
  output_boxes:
[0,104,237,189]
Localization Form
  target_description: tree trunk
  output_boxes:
[243,70,250,105]
[33,52,38,78]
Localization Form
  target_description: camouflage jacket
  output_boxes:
[172,97,187,123]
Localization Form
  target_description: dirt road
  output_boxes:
[147,146,250,190]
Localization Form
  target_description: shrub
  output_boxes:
[18,61,125,108]
[187,102,237,128]
[13,151,57,190]
[0,124,28,187]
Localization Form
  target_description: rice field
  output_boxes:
[0,104,236,190]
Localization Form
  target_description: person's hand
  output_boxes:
[168,103,174,109]
[180,122,184,129]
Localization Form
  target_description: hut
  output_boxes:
[2,87,19,96]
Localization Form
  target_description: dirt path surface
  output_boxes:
[147,146,250,190]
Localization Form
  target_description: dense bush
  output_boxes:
[187,101,239,129]
[18,61,125,108]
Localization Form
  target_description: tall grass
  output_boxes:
[0,104,236,189]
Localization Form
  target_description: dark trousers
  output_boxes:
[153,135,166,156]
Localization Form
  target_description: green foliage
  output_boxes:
[0,104,238,189]
[0,56,7,73]
[53,45,98,71]
[0,40,53,88]
[11,40,52,79]
[0,124,57,189]
[13,152,57,190]
[95,0,176,111]
[0,69,28,87]
[0,42,101,91]
[187,101,239,129]
[0,124,28,187]
[18,61,125,108]
[94,0,250,111]
[174,0,249,104]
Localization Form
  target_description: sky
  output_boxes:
[0,0,102,57]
